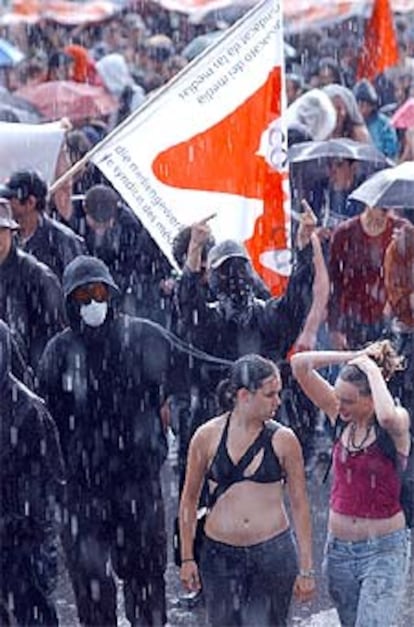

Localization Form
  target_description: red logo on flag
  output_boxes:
[152,67,289,295]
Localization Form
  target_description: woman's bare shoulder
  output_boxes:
[192,414,228,443]
[270,422,302,455]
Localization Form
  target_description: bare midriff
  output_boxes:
[329,510,406,542]
[204,481,289,546]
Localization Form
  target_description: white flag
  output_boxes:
[0,121,65,184]
[92,0,290,294]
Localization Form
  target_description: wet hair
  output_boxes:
[66,129,92,163]
[217,354,279,411]
[84,184,120,223]
[338,340,405,396]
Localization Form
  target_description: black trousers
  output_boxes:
[62,480,167,627]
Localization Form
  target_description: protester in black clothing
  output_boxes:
[0,200,65,369]
[0,320,65,627]
[0,170,86,279]
[37,255,178,627]
[178,221,324,365]
[176,211,328,466]
[79,184,173,325]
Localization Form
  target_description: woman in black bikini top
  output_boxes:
[179,353,315,627]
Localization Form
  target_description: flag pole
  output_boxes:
[50,0,272,194]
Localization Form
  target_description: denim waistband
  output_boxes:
[204,527,293,552]
[327,527,409,548]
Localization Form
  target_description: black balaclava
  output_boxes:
[210,257,255,325]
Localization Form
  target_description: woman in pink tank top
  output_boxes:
[291,340,411,627]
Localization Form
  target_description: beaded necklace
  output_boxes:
[347,421,374,451]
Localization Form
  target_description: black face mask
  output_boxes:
[210,258,255,323]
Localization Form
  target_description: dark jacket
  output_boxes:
[0,242,66,369]
[20,213,86,280]
[178,243,314,365]
[82,206,172,325]
[37,310,174,496]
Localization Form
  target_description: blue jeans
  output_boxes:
[324,528,411,627]
[200,529,298,627]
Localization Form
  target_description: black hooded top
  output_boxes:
[37,256,176,495]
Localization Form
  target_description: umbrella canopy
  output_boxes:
[15,80,117,122]
[288,138,389,184]
[0,88,43,123]
[0,104,42,123]
[349,162,414,208]
[288,138,389,166]
[0,38,25,68]
[390,97,414,129]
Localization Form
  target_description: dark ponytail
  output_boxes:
[216,354,279,411]
[216,378,235,411]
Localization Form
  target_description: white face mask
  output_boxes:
[80,300,108,327]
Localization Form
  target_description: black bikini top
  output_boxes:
[206,413,284,510]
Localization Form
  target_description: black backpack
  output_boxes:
[325,418,414,528]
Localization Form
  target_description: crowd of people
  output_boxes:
[0,3,414,627]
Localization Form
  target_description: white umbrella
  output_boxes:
[349,162,414,208]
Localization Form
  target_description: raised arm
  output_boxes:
[347,354,410,452]
[294,231,329,351]
[291,350,360,423]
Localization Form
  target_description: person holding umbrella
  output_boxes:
[327,165,411,350]
[288,137,388,226]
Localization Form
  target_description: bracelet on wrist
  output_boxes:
[299,569,315,578]
[181,558,195,564]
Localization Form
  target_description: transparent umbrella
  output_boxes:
[349,161,414,208]
[288,138,390,166]
[288,138,390,183]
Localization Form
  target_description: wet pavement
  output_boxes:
[55,448,414,626]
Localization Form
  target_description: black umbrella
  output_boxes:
[349,162,414,208]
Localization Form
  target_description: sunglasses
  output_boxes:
[72,283,109,305]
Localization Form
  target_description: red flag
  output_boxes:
[357,0,399,81]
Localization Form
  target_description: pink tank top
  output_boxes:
[330,440,402,519]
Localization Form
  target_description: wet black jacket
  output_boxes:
[72,205,172,325]
[0,242,66,369]
[20,214,86,280]
[178,243,315,365]
[37,311,175,496]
